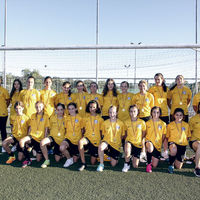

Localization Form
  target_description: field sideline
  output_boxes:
[0,148,200,200]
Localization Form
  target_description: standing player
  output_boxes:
[102,79,118,120]
[55,81,73,115]
[166,108,191,174]
[60,103,83,167]
[19,101,49,168]
[40,76,57,117]
[97,106,124,172]
[148,73,169,159]
[71,80,88,117]
[167,75,192,122]
[117,81,133,122]
[122,105,146,172]
[0,77,10,152]
[19,76,40,118]
[145,106,166,173]
[3,101,29,164]
[78,100,103,171]
[189,102,200,177]
[40,103,66,168]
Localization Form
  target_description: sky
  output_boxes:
[0,0,199,82]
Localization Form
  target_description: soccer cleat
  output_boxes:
[146,163,152,173]
[6,156,16,164]
[168,165,174,174]
[41,159,50,168]
[63,158,74,168]
[194,168,200,177]
[97,163,104,172]
[122,163,130,172]
[1,147,6,153]
[22,160,31,168]
[140,152,147,163]
[79,163,87,171]
[11,145,17,152]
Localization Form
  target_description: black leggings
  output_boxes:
[0,116,8,141]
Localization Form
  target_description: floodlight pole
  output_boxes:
[96,0,99,83]
[195,0,198,93]
[3,0,7,88]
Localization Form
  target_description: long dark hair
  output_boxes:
[103,78,117,97]
[76,80,88,92]
[86,100,101,114]
[10,79,23,99]
[154,73,167,92]
[63,81,72,97]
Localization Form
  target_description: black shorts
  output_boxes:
[126,141,141,159]
[160,116,169,124]
[64,139,79,157]
[84,138,98,158]
[170,115,188,123]
[189,140,198,151]
[140,116,150,122]
[48,136,62,156]
[11,136,23,152]
[29,138,42,154]
[168,142,186,162]
[104,142,120,160]
[102,116,110,121]
[145,141,161,159]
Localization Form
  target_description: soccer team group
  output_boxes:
[0,73,200,177]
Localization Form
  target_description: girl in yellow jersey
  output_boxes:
[97,106,125,172]
[78,100,104,171]
[19,76,40,118]
[9,79,23,118]
[60,102,83,168]
[192,92,200,113]
[189,102,200,177]
[167,75,192,122]
[71,80,88,118]
[40,76,57,117]
[122,105,146,172]
[145,106,166,173]
[86,82,103,110]
[0,77,10,152]
[19,101,49,168]
[3,101,29,164]
[40,103,66,168]
[55,81,73,115]
[118,81,133,122]
[132,80,154,161]
[166,108,191,174]
[102,78,118,120]
[148,73,169,160]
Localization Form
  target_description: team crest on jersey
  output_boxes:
[68,97,72,100]
[128,97,131,100]
[40,118,44,122]
[51,93,55,96]
[32,94,36,97]
[137,124,142,129]
[182,91,186,95]
[145,98,149,102]
[83,96,85,99]
[116,125,120,130]
[94,120,98,124]
[75,119,79,123]
[158,125,162,130]
[182,127,186,131]
[21,120,25,124]
[95,97,98,100]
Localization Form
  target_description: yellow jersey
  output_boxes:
[102,91,118,116]
[10,91,21,117]
[124,118,146,148]
[166,121,191,146]
[10,114,29,141]
[148,86,169,117]
[189,114,200,141]
[192,92,200,112]
[82,115,104,147]
[65,115,83,145]
[167,86,192,115]
[132,92,154,118]
[101,119,125,151]
[29,113,50,143]
[19,89,40,118]
[40,89,56,117]
[117,92,134,122]
[49,114,65,145]
[86,93,103,108]
[71,92,88,117]
[145,119,166,152]
[0,86,9,117]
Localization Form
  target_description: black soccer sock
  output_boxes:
[8,152,14,157]
[22,147,31,161]
[147,152,152,164]
[169,155,176,165]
